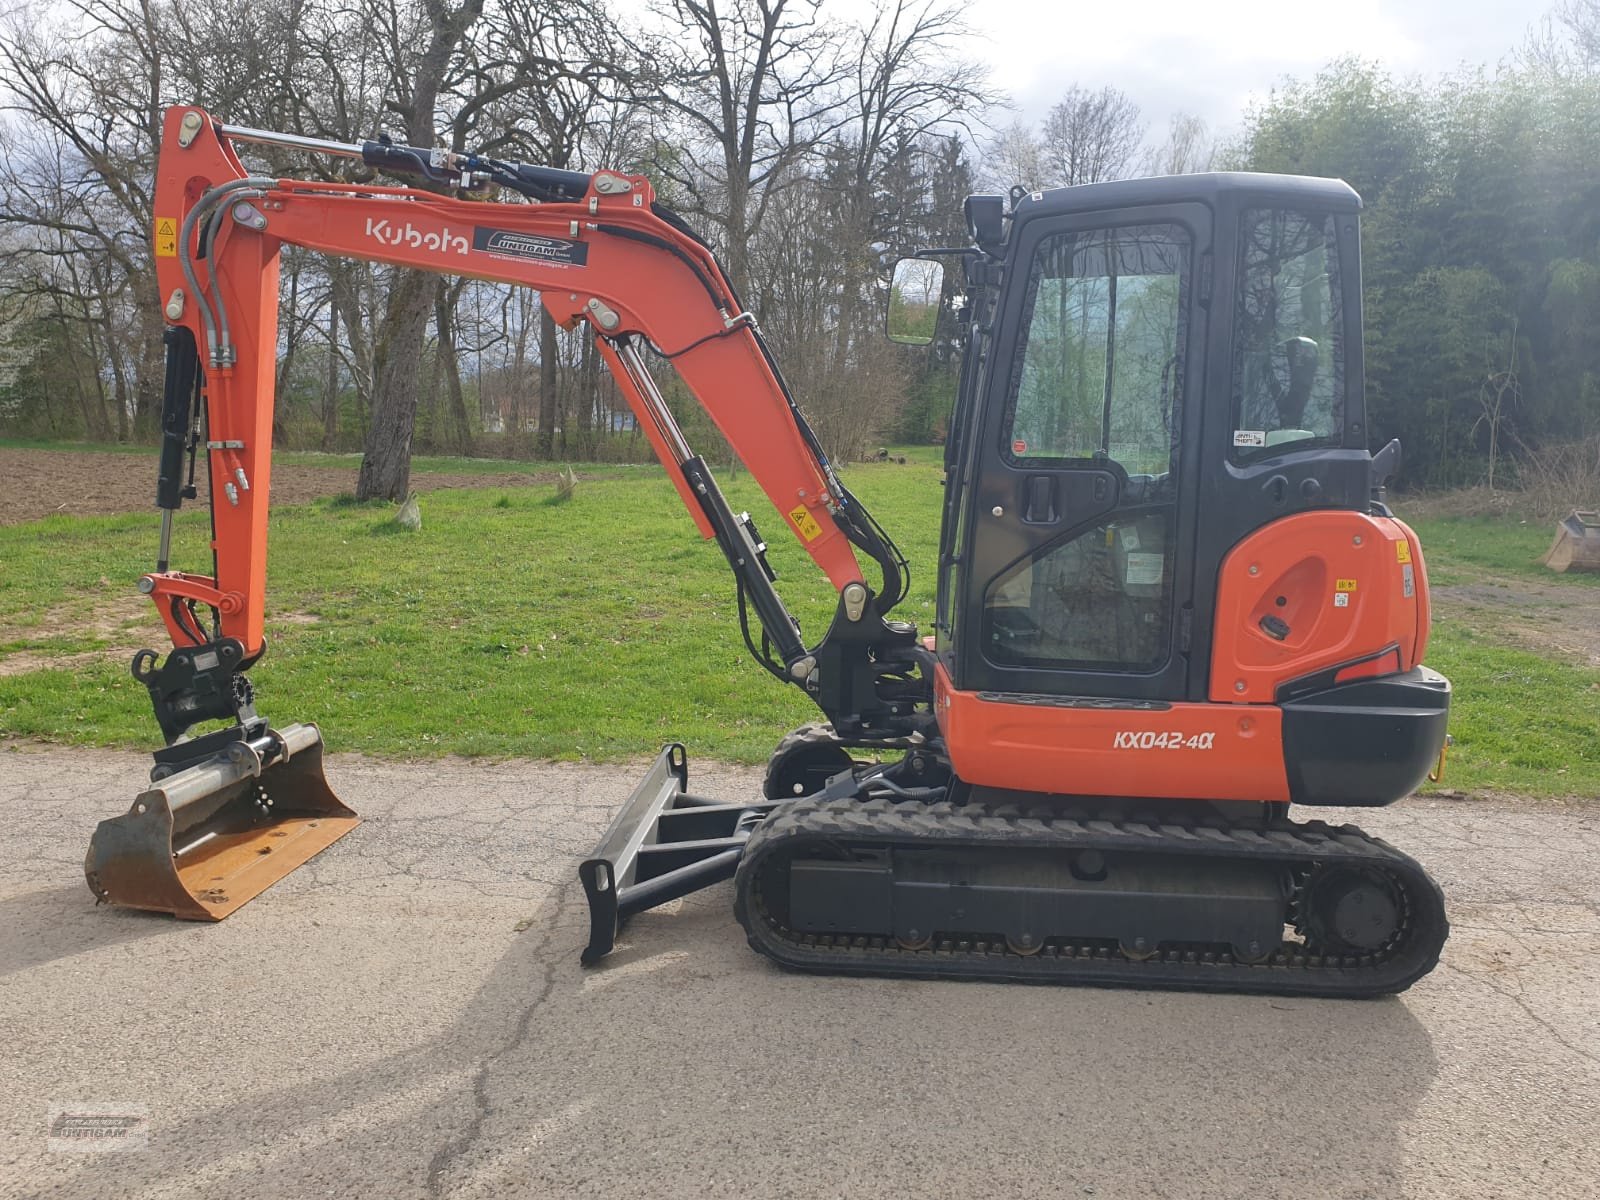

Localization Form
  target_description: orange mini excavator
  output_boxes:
[86,106,1451,996]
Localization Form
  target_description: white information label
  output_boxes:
[1334,592,1350,608]
[1125,552,1164,587]
[1232,429,1267,448]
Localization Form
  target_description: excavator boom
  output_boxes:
[145,111,894,663]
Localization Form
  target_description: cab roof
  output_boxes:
[1011,172,1362,222]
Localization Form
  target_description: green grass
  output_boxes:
[1407,513,1592,588]
[0,436,647,477]
[1,459,1595,797]
[1369,508,1600,796]
[1423,619,1600,796]
[0,459,942,763]
[275,449,653,476]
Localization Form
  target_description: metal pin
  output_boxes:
[231,202,268,231]
[586,297,621,330]
[592,172,633,195]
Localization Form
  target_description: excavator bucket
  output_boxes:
[84,723,358,921]
[1542,510,1600,574]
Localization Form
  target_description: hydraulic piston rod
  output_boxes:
[218,124,366,159]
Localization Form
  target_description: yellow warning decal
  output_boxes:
[1395,540,1412,564]
[789,504,823,542]
[1336,578,1358,592]
[154,216,178,257]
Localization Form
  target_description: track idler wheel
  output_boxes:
[1300,866,1403,954]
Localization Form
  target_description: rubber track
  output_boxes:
[733,796,1449,998]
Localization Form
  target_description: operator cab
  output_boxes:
[929,174,1369,704]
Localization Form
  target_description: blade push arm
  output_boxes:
[144,106,923,742]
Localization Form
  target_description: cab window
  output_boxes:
[1231,210,1343,457]
[1005,224,1188,478]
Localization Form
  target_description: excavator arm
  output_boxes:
[147,107,917,707]
[84,105,926,922]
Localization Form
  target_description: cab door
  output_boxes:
[955,205,1210,702]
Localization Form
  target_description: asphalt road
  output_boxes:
[1,743,1597,1199]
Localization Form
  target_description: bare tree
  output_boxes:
[1038,84,1144,187]
[0,0,986,467]
[469,5,622,458]
[0,0,450,467]
[354,0,487,501]
[1474,319,1521,491]
[817,0,990,370]
[983,117,1043,192]
[627,0,850,295]
[1142,111,1214,176]
[1557,0,1600,65]
[0,2,170,436]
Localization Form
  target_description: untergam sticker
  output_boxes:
[472,228,589,266]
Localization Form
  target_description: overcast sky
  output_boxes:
[967,0,1554,139]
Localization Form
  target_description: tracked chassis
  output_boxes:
[733,794,1448,998]
[582,746,1449,998]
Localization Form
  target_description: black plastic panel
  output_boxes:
[1281,667,1451,806]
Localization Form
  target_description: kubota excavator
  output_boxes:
[85,105,1452,997]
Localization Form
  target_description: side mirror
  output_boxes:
[964,194,1004,249]
[887,257,945,346]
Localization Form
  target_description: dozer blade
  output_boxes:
[579,744,777,965]
[84,722,358,921]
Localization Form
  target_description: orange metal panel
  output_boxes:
[933,662,1289,803]
[1208,511,1424,704]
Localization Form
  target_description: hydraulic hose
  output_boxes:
[177,177,276,365]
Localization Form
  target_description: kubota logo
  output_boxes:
[364,217,468,256]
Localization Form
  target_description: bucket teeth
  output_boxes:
[84,723,358,920]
